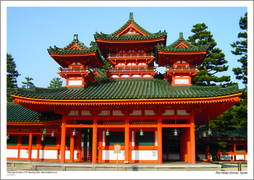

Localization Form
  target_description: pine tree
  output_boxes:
[187,23,231,86]
[22,77,35,89]
[48,77,63,88]
[231,12,247,85]
[7,54,20,102]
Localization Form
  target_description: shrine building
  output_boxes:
[7,13,245,164]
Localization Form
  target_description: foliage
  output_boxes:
[48,77,63,88]
[153,72,165,80]
[7,54,20,102]
[90,41,111,72]
[231,12,247,85]
[187,23,231,86]
[22,77,35,89]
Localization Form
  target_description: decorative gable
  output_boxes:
[174,41,190,48]
[67,43,83,50]
[115,22,148,36]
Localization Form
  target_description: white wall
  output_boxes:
[7,149,18,158]
[131,150,158,160]
[39,150,58,159]
[102,150,125,160]
[220,154,232,160]
[20,149,29,158]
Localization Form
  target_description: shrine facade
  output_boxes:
[7,13,244,164]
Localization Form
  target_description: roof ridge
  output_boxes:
[111,12,151,36]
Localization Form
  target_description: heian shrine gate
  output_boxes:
[7,13,243,164]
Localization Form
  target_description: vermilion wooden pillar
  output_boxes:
[98,130,102,163]
[92,116,97,163]
[125,115,130,162]
[17,136,21,159]
[70,131,75,162]
[183,130,187,162]
[190,114,196,164]
[187,128,191,163]
[157,114,162,164]
[28,131,32,161]
[77,131,82,161]
[60,116,67,163]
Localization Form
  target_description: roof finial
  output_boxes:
[74,34,78,41]
[129,12,133,20]
[179,32,183,38]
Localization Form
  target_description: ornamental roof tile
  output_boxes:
[94,13,167,41]
[156,32,209,52]
[10,79,242,100]
[7,102,62,123]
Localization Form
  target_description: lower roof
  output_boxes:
[7,102,62,123]
[10,78,242,101]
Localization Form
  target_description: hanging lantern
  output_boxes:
[174,128,178,136]
[72,129,76,136]
[51,131,55,137]
[139,128,144,136]
[208,128,212,136]
[202,131,207,138]
[7,134,10,140]
[106,129,110,136]
[41,135,44,141]
[43,128,47,135]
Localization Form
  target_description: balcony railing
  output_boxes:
[166,65,198,71]
[58,67,90,73]
[108,66,155,72]
[108,52,154,58]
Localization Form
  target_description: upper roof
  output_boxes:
[48,34,98,54]
[94,13,167,42]
[10,78,241,100]
[156,32,208,52]
[156,32,208,66]
[47,34,106,68]
[7,102,62,123]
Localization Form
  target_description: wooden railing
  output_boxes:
[166,65,198,71]
[108,66,155,72]
[108,52,154,58]
[58,67,90,73]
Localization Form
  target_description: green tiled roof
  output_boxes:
[94,31,167,41]
[7,102,62,123]
[10,79,242,100]
[92,68,108,81]
[156,32,208,52]
[47,34,98,55]
[94,13,167,41]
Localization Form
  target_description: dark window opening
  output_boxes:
[41,137,57,147]
[135,131,154,146]
[7,136,18,146]
[22,136,37,146]
[106,132,124,146]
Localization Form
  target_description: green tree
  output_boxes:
[48,77,63,88]
[22,77,35,89]
[231,12,247,85]
[187,23,231,86]
[90,41,111,72]
[7,54,20,102]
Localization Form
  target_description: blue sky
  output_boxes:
[5,3,250,89]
